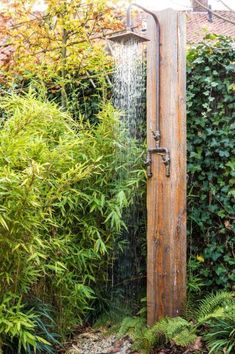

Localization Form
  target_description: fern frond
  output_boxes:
[173,328,197,347]
[119,316,197,353]
[149,317,197,346]
[196,291,235,324]
[152,317,190,337]
[118,316,146,338]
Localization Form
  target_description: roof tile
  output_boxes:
[186,11,235,43]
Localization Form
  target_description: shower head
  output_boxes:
[108,30,149,44]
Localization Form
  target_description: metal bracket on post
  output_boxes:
[145,131,171,177]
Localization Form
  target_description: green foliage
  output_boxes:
[0,92,145,347]
[23,299,60,354]
[0,293,48,353]
[92,295,135,332]
[204,313,235,354]
[151,317,197,347]
[197,292,235,353]
[187,34,235,289]
[117,291,235,354]
[27,69,111,122]
[118,316,196,353]
[66,74,111,121]
[187,257,205,300]
[119,316,151,354]
[118,316,146,338]
[194,291,235,354]
[196,291,235,324]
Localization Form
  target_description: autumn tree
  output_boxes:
[0,0,124,108]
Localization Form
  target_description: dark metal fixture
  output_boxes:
[208,5,213,22]
[108,30,149,43]
[146,136,170,178]
[109,3,171,177]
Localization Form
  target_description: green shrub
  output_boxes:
[187,34,235,289]
[196,291,235,353]
[196,291,235,324]
[22,299,60,354]
[118,316,196,354]
[0,293,48,353]
[117,291,235,354]
[0,92,144,346]
[204,314,235,354]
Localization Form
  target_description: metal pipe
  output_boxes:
[127,3,161,147]
[110,4,170,177]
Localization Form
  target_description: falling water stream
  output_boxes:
[113,38,146,139]
[111,38,147,303]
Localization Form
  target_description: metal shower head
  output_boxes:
[108,30,149,44]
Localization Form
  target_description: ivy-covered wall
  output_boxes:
[187,35,235,289]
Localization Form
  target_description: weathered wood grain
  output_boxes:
[146,9,186,325]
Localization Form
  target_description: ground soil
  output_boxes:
[59,327,206,354]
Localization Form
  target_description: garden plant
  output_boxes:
[0,0,234,353]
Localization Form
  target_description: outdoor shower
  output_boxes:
[109,3,171,177]
[109,5,187,326]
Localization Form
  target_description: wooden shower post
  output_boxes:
[146,9,186,325]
